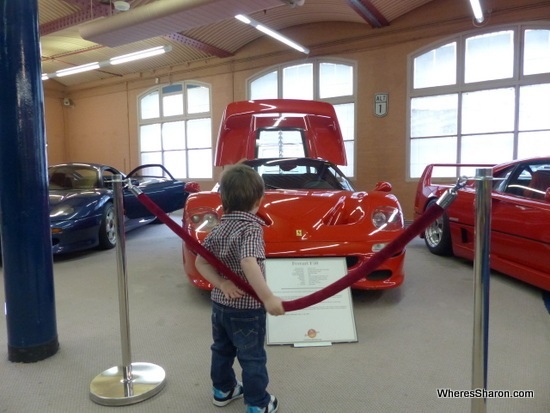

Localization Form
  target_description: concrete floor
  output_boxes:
[1,211,549,413]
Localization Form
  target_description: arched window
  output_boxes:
[409,24,550,178]
[248,59,356,177]
[138,81,212,179]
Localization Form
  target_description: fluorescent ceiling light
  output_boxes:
[110,45,170,65]
[55,62,101,77]
[235,14,251,25]
[42,45,172,80]
[469,0,484,23]
[235,14,309,54]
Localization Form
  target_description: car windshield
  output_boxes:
[49,166,99,190]
[245,158,354,191]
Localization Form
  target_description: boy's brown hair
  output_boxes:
[219,164,265,213]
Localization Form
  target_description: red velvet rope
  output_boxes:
[134,192,444,312]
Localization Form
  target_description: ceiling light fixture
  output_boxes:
[110,46,170,65]
[469,0,484,23]
[235,14,309,54]
[55,62,101,77]
[42,45,172,80]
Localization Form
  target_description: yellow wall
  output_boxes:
[43,82,66,165]
[42,0,550,219]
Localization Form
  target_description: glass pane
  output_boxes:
[334,103,355,141]
[162,121,185,150]
[413,42,456,89]
[462,88,515,134]
[519,83,550,130]
[283,64,313,99]
[339,140,355,177]
[140,91,159,120]
[141,151,162,165]
[162,84,183,94]
[460,134,513,176]
[518,131,550,158]
[163,93,184,117]
[136,164,165,177]
[250,71,278,100]
[257,130,305,158]
[411,95,457,137]
[524,29,550,75]
[140,124,162,151]
[319,63,353,98]
[188,149,213,179]
[465,31,514,83]
[187,118,212,149]
[164,150,187,179]
[187,84,210,114]
[410,137,457,178]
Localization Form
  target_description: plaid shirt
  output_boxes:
[203,211,266,309]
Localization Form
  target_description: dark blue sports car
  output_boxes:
[47,162,192,254]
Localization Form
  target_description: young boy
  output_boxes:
[195,163,285,413]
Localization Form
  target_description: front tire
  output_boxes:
[424,199,453,256]
[98,203,117,249]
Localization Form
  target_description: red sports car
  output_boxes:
[182,99,406,290]
[414,157,550,290]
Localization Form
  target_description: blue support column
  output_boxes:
[0,1,59,361]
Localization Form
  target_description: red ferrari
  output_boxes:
[182,99,406,290]
[414,157,550,290]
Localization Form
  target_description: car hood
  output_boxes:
[260,190,398,242]
[186,189,402,244]
[49,189,105,207]
[48,189,106,221]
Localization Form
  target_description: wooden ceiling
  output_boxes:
[38,0,437,87]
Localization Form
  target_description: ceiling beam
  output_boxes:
[40,4,112,36]
[39,0,234,59]
[346,0,389,28]
[163,33,233,58]
[78,0,283,47]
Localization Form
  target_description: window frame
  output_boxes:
[137,80,213,180]
[407,23,550,180]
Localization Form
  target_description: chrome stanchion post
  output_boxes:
[115,175,132,381]
[90,174,166,406]
[471,168,492,413]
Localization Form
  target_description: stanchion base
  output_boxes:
[90,362,166,406]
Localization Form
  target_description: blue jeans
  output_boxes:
[211,302,270,408]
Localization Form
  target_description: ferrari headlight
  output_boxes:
[371,206,403,230]
[189,209,220,232]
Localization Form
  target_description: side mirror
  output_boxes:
[374,181,392,192]
[545,187,550,203]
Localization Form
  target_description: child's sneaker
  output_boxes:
[212,381,243,407]
[245,395,279,413]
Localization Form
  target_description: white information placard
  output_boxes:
[265,257,357,346]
